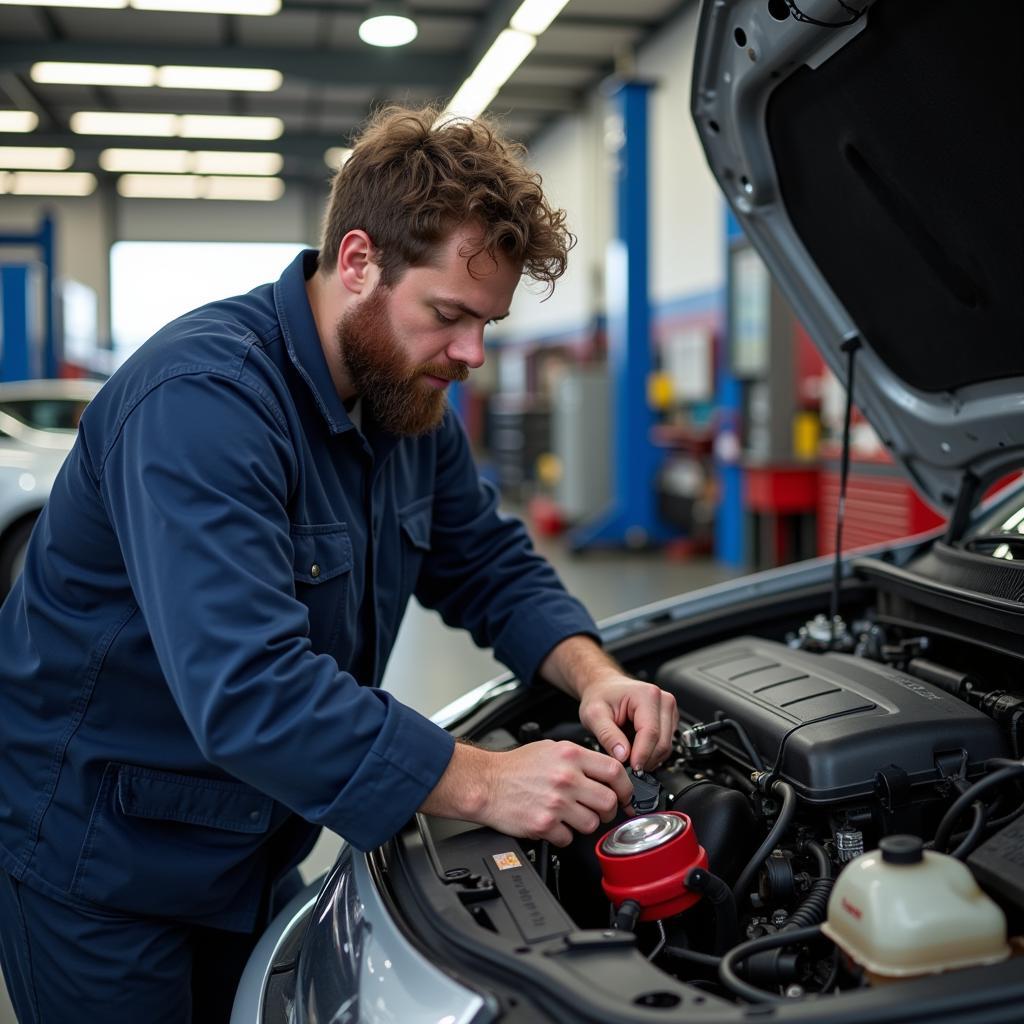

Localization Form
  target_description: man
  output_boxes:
[0,106,678,1022]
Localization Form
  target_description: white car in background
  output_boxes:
[0,378,101,597]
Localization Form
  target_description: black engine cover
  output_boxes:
[657,639,1008,803]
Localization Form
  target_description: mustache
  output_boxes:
[417,361,470,383]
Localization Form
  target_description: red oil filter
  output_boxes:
[595,811,708,922]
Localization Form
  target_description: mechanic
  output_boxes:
[0,105,678,1023]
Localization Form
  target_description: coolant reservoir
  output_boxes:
[821,835,1010,982]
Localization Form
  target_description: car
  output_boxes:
[232,1,1024,1021]
[0,378,102,597]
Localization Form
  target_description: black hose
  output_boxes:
[933,762,1024,854]
[950,801,987,861]
[662,945,721,968]
[732,780,797,903]
[707,717,766,771]
[784,877,834,930]
[805,840,832,879]
[684,867,738,954]
[719,923,823,1004]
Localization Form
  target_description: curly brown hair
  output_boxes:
[318,105,574,293]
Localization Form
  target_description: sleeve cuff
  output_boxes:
[493,598,600,685]
[320,691,456,851]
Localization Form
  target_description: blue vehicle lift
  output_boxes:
[0,214,58,381]
[570,80,673,551]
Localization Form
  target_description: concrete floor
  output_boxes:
[0,523,738,1022]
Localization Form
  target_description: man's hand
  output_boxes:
[577,673,679,772]
[540,636,680,772]
[420,740,632,848]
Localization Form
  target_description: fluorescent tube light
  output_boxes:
[71,111,177,136]
[324,147,353,170]
[116,173,284,201]
[192,150,282,175]
[203,175,283,201]
[0,111,40,133]
[117,174,203,199]
[445,29,535,119]
[0,146,74,170]
[9,171,97,196]
[30,62,282,93]
[31,62,156,87]
[156,66,282,92]
[510,0,570,36]
[130,0,280,13]
[100,148,191,173]
[72,111,283,140]
[178,114,283,140]
[0,1,126,8]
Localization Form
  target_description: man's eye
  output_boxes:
[434,309,456,325]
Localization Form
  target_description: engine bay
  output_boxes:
[396,570,1024,1017]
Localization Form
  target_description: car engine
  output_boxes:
[489,615,1024,1005]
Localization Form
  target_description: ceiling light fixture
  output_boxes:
[445,29,535,120]
[31,62,155,87]
[0,111,40,133]
[0,1,126,9]
[0,0,280,8]
[8,171,97,196]
[30,62,282,93]
[358,2,418,48]
[116,172,284,201]
[0,146,74,170]
[323,147,353,170]
[131,0,280,14]
[99,148,282,175]
[510,0,571,36]
[178,114,283,140]
[156,66,282,91]
[99,148,192,173]
[72,111,283,140]
[191,150,283,175]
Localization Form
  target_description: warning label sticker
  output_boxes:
[492,852,522,871]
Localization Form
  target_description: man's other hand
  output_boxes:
[577,673,679,772]
[420,740,632,848]
[538,635,680,772]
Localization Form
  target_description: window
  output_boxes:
[110,241,308,359]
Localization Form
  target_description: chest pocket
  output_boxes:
[398,496,432,596]
[290,522,353,653]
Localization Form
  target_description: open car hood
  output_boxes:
[691,0,1024,511]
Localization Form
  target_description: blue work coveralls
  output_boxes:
[0,250,598,1021]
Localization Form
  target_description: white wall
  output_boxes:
[500,90,613,343]
[637,1,725,305]
[494,0,724,347]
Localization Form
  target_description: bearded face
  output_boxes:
[335,283,470,436]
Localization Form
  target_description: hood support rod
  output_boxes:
[830,334,862,644]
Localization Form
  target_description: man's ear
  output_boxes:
[336,230,377,295]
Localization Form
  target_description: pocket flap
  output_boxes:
[290,521,353,584]
[399,501,433,552]
[117,765,273,834]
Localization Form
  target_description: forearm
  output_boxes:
[418,740,491,820]
[539,634,620,700]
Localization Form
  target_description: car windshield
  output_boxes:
[961,481,1024,560]
[0,398,86,433]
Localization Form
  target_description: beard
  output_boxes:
[335,284,469,437]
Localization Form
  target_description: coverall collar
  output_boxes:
[274,249,355,436]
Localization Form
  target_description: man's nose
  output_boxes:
[445,325,486,370]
